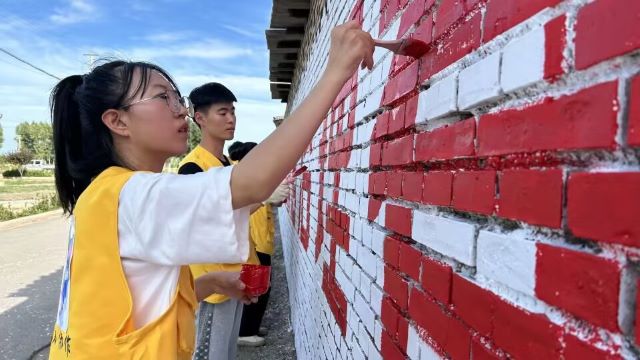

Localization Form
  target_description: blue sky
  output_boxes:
[0,0,286,154]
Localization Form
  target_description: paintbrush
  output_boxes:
[374,38,430,59]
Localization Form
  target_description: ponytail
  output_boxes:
[51,75,86,214]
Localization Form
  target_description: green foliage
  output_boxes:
[2,168,53,178]
[0,123,4,150]
[15,122,53,162]
[0,193,60,221]
[3,150,34,176]
[188,119,201,152]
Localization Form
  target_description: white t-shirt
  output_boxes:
[116,166,250,329]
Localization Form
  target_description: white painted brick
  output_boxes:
[407,326,421,360]
[501,26,545,93]
[360,248,378,279]
[361,221,373,248]
[416,72,458,123]
[355,292,376,336]
[371,227,385,256]
[358,196,369,219]
[359,272,372,301]
[458,52,502,109]
[476,230,536,296]
[336,265,356,301]
[375,256,385,287]
[374,320,383,349]
[411,211,477,266]
[370,283,383,316]
[420,342,442,360]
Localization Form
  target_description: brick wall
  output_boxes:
[277,0,640,358]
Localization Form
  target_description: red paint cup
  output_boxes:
[240,264,271,297]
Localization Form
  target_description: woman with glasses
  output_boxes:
[47,20,374,359]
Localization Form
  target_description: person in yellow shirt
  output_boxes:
[229,142,284,347]
[47,21,374,359]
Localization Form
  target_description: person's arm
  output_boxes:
[230,21,374,209]
[194,271,256,304]
[249,203,263,214]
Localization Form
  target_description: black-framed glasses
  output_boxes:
[120,90,194,118]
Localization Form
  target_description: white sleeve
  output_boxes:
[118,166,250,266]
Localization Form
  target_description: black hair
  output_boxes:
[189,82,237,115]
[50,60,179,214]
[229,141,257,161]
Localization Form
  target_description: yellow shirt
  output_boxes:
[179,145,259,304]
[250,204,275,256]
[49,167,197,360]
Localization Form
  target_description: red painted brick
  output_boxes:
[420,11,481,82]
[483,0,562,42]
[381,329,405,360]
[409,287,471,359]
[498,169,563,228]
[401,171,423,202]
[398,0,428,37]
[369,172,386,196]
[388,103,406,134]
[404,95,419,128]
[536,243,622,332]
[399,242,422,281]
[397,316,409,351]
[368,197,383,221]
[567,172,640,246]
[575,0,640,70]
[452,170,496,215]
[421,256,452,304]
[478,82,619,156]
[385,204,413,237]
[382,296,401,335]
[415,118,476,162]
[370,142,382,166]
[381,135,414,166]
[628,75,640,146]
[471,338,504,360]
[385,266,410,310]
[544,15,566,81]
[451,275,497,337]
[492,299,562,360]
[384,236,402,268]
[412,13,433,48]
[423,171,453,206]
[386,170,403,198]
[384,61,419,106]
[373,112,390,140]
[434,0,480,39]
[563,334,621,360]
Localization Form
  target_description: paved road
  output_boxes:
[0,212,69,360]
[0,211,296,360]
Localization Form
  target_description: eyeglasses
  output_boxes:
[120,90,194,118]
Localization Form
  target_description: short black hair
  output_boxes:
[189,82,237,113]
[229,141,257,161]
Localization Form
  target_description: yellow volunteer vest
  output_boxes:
[179,146,259,304]
[250,204,275,256]
[49,166,197,360]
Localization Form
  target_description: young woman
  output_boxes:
[47,21,373,359]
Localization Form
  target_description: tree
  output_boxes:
[4,149,33,177]
[16,122,53,163]
[188,120,201,152]
[0,122,4,150]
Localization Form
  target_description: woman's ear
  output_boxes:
[102,109,130,137]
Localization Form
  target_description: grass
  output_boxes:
[0,176,60,221]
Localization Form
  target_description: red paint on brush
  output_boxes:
[401,38,430,58]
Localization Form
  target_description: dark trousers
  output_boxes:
[239,251,272,337]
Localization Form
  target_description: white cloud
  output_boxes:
[222,24,265,40]
[50,0,98,25]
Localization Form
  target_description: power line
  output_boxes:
[0,47,61,80]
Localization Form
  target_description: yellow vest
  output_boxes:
[49,167,197,360]
[179,145,259,304]
[250,204,275,256]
